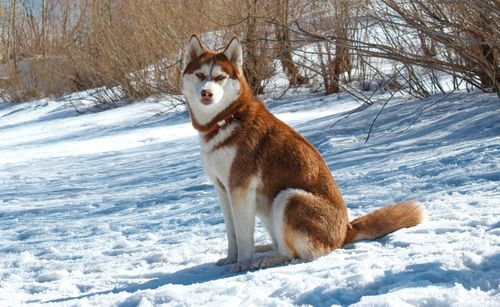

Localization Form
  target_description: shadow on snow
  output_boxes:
[41,262,242,304]
[40,252,500,305]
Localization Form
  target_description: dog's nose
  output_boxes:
[201,89,213,98]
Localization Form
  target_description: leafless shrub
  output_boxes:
[288,0,362,95]
[292,0,499,99]
[0,0,213,103]
[1,0,498,104]
[379,0,499,93]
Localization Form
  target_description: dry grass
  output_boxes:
[0,0,214,102]
[0,0,498,103]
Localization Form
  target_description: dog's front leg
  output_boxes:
[230,186,256,272]
[214,185,238,266]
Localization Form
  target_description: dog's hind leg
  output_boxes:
[268,188,348,264]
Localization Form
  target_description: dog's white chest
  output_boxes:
[202,146,237,187]
[200,130,237,188]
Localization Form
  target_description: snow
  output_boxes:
[0,89,499,306]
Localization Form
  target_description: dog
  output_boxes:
[181,35,423,272]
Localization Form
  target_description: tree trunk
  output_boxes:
[10,0,17,67]
[244,0,265,95]
[276,0,306,86]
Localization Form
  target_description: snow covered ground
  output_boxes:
[0,89,499,306]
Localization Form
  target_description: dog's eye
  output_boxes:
[214,75,227,82]
[195,73,206,80]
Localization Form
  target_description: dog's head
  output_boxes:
[181,35,243,127]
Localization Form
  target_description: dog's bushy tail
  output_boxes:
[343,200,424,246]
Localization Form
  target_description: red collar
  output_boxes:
[210,111,240,133]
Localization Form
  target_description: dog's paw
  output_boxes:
[231,261,252,272]
[215,257,237,266]
[251,258,272,270]
[252,256,291,270]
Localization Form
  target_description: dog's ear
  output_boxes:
[183,34,206,70]
[223,36,243,70]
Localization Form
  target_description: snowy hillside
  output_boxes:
[0,90,499,306]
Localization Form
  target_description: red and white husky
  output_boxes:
[181,35,423,272]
